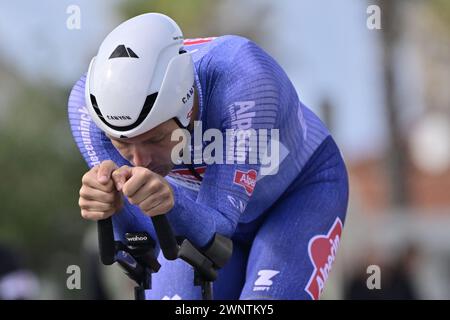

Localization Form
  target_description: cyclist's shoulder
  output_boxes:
[213,35,258,59]
[188,35,256,66]
[184,35,251,51]
[212,34,253,47]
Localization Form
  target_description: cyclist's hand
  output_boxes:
[79,160,123,221]
[112,165,174,217]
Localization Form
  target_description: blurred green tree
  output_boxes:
[429,0,450,27]
[119,0,215,36]
[118,0,272,42]
[0,73,88,298]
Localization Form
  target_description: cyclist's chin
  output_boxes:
[149,164,173,177]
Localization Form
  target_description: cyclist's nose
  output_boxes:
[131,146,152,168]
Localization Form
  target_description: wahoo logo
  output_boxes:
[125,232,153,246]
[182,85,195,104]
[233,169,257,196]
[253,270,280,291]
[106,115,132,120]
[305,217,343,300]
[109,45,139,59]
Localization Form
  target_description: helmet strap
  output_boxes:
[173,117,187,129]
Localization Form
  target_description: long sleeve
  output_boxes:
[164,36,284,248]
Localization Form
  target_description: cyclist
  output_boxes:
[68,13,349,300]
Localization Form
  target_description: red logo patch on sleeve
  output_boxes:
[305,217,343,300]
[233,169,257,196]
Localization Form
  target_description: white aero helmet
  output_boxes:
[85,13,195,139]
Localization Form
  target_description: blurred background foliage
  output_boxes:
[119,0,272,42]
[429,0,450,26]
[119,0,214,34]
[0,76,87,297]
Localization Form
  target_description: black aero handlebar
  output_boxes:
[97,218,115,265]
[97,212,232,300]
[97,215,179,265]
[150,215,179,260]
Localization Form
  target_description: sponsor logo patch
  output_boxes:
[305,217,343,300]
[233,169,257,196]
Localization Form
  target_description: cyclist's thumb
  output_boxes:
[97,160,117,184]
[112,165,132,191]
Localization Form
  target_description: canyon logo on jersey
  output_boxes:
[233,169,257,196]
[305,217,343,300]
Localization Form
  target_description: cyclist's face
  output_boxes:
[108,119,182,177]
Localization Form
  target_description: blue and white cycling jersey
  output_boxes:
[68,35,348,299]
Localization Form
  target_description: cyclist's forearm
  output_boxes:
[165,182,236,248]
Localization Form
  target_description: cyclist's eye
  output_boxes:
[146,135,166,144]
[114,140,128,149]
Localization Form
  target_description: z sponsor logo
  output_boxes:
[253,269,280,292]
